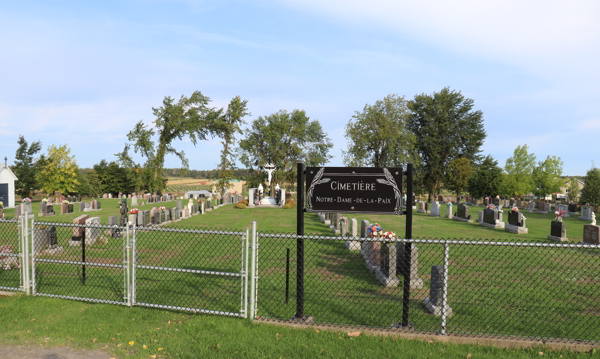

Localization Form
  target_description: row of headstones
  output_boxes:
[38,200,102,217]
[316,213,449,316]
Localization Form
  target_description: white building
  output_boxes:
[0,163,18,208]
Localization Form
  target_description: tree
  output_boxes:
[93,160,129,194]
[216,96,250,197]
[445,157,474,197]
[580,169,600,207]
[503,144,536,197]
[36,144,79,197]
[13,135,42,199]
[120,91,221,193]
[238,109,333,194]
[343,94,416,167]
[407,87,486,201]
[567,177,581,202]
[467,155,504,199]
[532,156,563,199]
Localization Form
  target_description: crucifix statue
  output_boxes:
[261,162,277,187]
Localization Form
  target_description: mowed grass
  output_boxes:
[1,203,599,357]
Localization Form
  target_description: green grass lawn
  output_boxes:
[1,203,599,357]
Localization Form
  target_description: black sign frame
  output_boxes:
[305,166,404,215]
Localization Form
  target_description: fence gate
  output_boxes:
[131,225,250,318]
[31,218,129,305]
[0,217,26,292]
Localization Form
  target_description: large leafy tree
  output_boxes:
[467,155,503,199]
[407,87,486,201]
[216,96,250,197]
[445,157,474,197]
[93,160,130,194]
[503,145,536,197]
[567,177,581,202]
[532,156,563,199]
[13,135,42,199]
[343,94,416,167]
[119,91,221,194]
[238,109,333,194]
[580,169,600,207]
[36,144,79,197]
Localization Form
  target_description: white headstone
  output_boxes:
[84,217,101,244]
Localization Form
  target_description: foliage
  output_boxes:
[238,109,333,194]
[35,144,79,196]
[119,91,221,193]
[216,96,250,197]
[567,177,581,201]
[503,144,536,197]
[93,160,131,194]
[407,87,486,201]
[467,155,504,198]
[580,168,600,207]
[532,156,563,198]
[234,202,247,209]
[343,94,416,167]
[75,169,103,197]
[12,135,42,199]
[445,157,474,197]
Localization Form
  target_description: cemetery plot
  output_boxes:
[0,219,21,290]
[133,227,247,316]
[256,233,600,342]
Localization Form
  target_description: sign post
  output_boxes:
[297,164,413,322]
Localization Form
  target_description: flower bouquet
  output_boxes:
[511,206,519,212]
[22,198,32,204]
[487,204,495,210]
[159,206,166,211]
[338,216,348,226]
[63,200,69,204]
[130,208,140,214]
[555,210,565,222]
[367,223,382,237]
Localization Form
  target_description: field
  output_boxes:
[164,177,214,193]
[1,202,599,358]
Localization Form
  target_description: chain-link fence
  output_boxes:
[0,218,23,291]
[255,232,600,344]
[132,226,248,317]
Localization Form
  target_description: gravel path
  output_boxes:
[3,346,115,359]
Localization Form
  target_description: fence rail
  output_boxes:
[1,216,599,345]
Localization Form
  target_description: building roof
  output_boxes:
[0,164,18,181]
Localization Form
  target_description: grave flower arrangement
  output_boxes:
[338,216,348,226]
[511,206,519,212]
[130,208,140,214]
[42,198,48,203]
[62,200,69,204]
[487,204,495,210]
[22,198,32,204]
[0,201,3,209]
[583,203,590,208]
[555,210,565,222]
[159,206,166,211]
[367,223,382,237]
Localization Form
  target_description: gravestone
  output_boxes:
[80,202,86,212]
[580,207,594,221]
[430,201,440,217]
[583,224,600,245]
[108,215,120,238]
[137,211,144,226]
[528,201,536,213]
[548,220,567,242]
[71,215,88,245]
[484,198,490,206]
[154,211,160,225]
[568,204,577,214]
[143,210,150,226]
[96,201,101,210]
[424,265,452,317]
[452,204,472,223]
[345,218,361,250]
[22,202,33,214]
[480,208,504,229]
[46,204,55,216]
[397,243,424,289]
[160,210,166,223]
[170,208,177,222]
[34,227,50,254]
[15,205,21,218]
[85,217,101,245]
[444,203,453,219]
[537,202,550,214]
[505,210,528,234]
[68,204,73,213]
[360,220,370,238]
[132,195,138,206]
[417,201,426,213]
[60,203,67,214]
[165,210,170,222]
[150,207,158,223]
[493,198,500,207]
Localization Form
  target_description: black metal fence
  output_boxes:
[256,232,600,344]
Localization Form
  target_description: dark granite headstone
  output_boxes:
[457,204,471,220]
[483,208,496,225]
[429,265,444,306]
[484,198,490,206]
[551,221,565,238]
[568,204,577,213]
[144,210,150,226]
[160,211,165,223]
[49,226,57,247]
[508,211,524,227]
[583,225,599,245]
[493,198,500,206]
[68,204,73,213]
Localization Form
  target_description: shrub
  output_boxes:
[283,203,293,209]
[235,202,246,209]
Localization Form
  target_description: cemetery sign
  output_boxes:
[305,167,403,214]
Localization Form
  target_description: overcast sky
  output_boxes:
[1,0,599,176]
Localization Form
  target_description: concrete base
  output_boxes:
[44,246,64,255]
[324,220,331,225]
[444,214,453,219]
[424,297,453,317]
[430,213,440,217]
[206,208,212,212]
[505,224,528,234]
[480,221,505,229]
[260,197,277,205]
[417,209,426,214]
[452,216,473,223]
[548,235,568,242]
[580,217,593,221]
[536,210,549,215]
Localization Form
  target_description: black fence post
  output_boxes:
[402,163,413,327]
[296,162,305,318]
[285,247,290,304]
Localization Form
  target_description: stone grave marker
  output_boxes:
[137,211,144,227]
[71,215,88,245]
[143,210,150,226]
[80,202,86,212]
[480,208,504,229]
[132,195,137,206]
[580,206,594,221]
[505,210,528,234]
[568,204,577,214]
[430,201,440,217]
[397,243,424,289]
[108,215,120,238]
[583,224,599,245]
[452,204,472,223]
[85,217,101,245]
[424,265,452,317]
[548,220,567,242]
